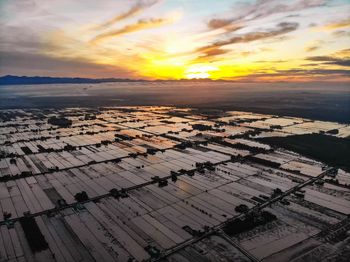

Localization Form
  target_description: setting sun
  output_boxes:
[186,72,210,79]
[185,64,218,79]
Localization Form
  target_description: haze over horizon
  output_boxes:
[1,0,349,82]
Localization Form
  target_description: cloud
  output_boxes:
[207,19,243,33]
[207,0,326,31]
[94,0,159,30]
[307,54,350,67]
[334,48,350,57]
[305,40,324,52]
[0,25,44,53]
[198,22,298,58]
[236,68,350,82]
[328,60,350,67]
[0,51,134,78]
[91,18,170,43]
[256,60,287,63]
[207,19,233,30]
[305,45,320,52]
[197,48,230,59]
[309,23,318,28]
[280,68,350,75]
[332,30,350,38]
[323,18,350,30]
[307,56,338,61]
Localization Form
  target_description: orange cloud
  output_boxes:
[94,0,159,30]
[197,22,298,59]
[91,18,170,43]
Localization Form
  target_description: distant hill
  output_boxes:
[0,75,223,85]
[0,75,143,85]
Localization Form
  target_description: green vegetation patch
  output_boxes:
[258,134,350,171]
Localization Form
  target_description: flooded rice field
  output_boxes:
[0,81,349,123]
[0,106,349,261]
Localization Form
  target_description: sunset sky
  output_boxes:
[0,0,349,81]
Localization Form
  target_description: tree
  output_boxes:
[235,204,249,213]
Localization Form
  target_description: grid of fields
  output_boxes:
[0,106,349,262]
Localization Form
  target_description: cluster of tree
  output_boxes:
[271,188,283,198]
[229,129,263,139]
[74,191,89,202]
[223,211,277,235]
[150,176,168,187]
[84,114,97,120]
[192,124,213,131]
[0,111,27,122]
[219,140,269,154]
[0,170,34,182]
[48,116,72,128]
[270,125,282,129]
[110,188,129,199]
[114,133,133,141]
[160,120,175,124]
[175,141,193,149]
[208,136,224,143]
[235,204,249,213]
[63,144,76,151]
[37,144,55,153]
[196,161,215,172]
[246,155,281,168]
[170,171,178,182]
[182,225,210,237]
[0,150,16,160]
[146,148,158,155]
[101,140,112,145]
[228,118,265,125]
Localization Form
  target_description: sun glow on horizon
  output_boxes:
[185,64,218,79]
[1,0,349,82]
[186,72,210,79]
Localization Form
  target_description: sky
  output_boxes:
[0,0,349,81]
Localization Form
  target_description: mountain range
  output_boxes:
[0,75,221,85]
